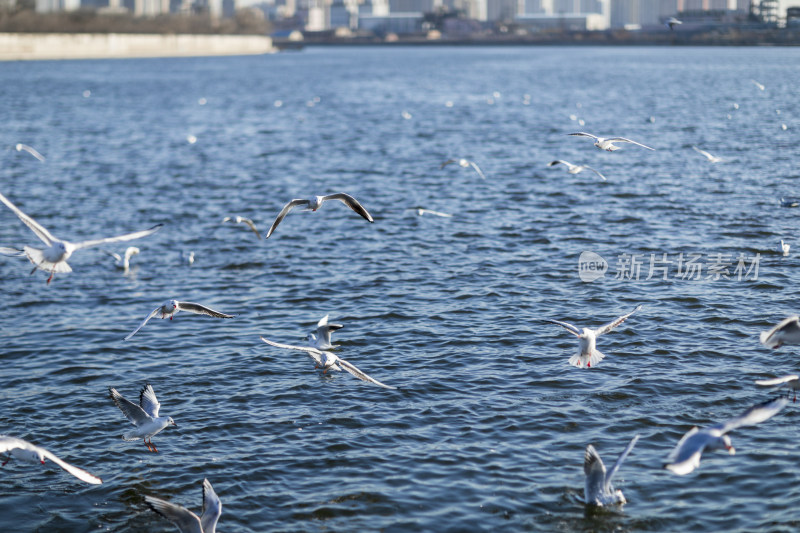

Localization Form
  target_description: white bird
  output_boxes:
[260,336,396,389]
[545,304,643,368]
[266,193,374,239]
[440,158,487,180]
[413,208,453,217]
[664,396,788,475]
[15,143,45,162]
[780,197,799,208]
[109,384,177,453]
[124,299,235,341]
[568,132,655,152]
[104,246,139,273]
[0,435,102,484]
[584,434,639,506]
[760,316,800,349]
[692,145,722,163]
[182,251,195,266]
[547,160,607,181]
[751,79,765,91]
[0,191,162,284]
[222,216,261,240]
[307,314,343,350]
[781,240,790,256]
[755,375,800,402]
[145,478,222,533]
[665,17,682,30]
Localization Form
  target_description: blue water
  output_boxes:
[1,46,799,532]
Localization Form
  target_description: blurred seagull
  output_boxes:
[0,191,161,284]
[751,79,765,91]
[145,478,222,533]
[124,299,235,341]
[663,396,788,475]
[413,208,452,217]
[15,143,45,162]
[260,336,396,389]
[584,434,639,506]
[0,435,102,484]
[0,246,26,257]
[103,246,139,273]
[222,216,261,240]
[692,145,722,163]
[665,17,682,30]
[109,384,176,453]
[545,304,643,368]
[440,158,487,180]
[568,132,655,152]
[781,240,790,256]
[760,316,800,349]
[266,193,374,239]
[780,197,799,208]
[755,375,800,402]
[308,314,343,350]
[547,160,607,181]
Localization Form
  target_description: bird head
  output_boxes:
[168,417,177,428]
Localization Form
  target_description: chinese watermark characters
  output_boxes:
[579,251,760,282]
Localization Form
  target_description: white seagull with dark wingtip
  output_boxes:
[584,434,639,506]
[124,299,235,341]
[222,215,261,240]
[0,435,102,484]
[665,17,682,30]
[664,396,788,475]
[756,375,800,402]
[545,304,642,368]
[104,246,139,273]
[568,132,655,152]
[109,384,176,453]
[547,160,606,181]
[760,316,800,349]
[145,478,222,533]
[440,158,487,180]
[266,193,373,239]
[15,143,45,162]
[0,191,162,284]
[308,314,343,350]
[692,145,722,163]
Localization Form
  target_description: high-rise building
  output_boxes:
[36,0,80,12]
[487,0,519,20]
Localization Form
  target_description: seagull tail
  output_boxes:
[122,430,140,441]
[23,247,72,273]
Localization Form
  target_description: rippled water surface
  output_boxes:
[1,46,800,532]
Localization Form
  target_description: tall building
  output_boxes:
[36,0,80,11]
[487,0,519,20]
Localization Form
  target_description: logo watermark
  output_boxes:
[578,251,760,282]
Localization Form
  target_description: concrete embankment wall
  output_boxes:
[0,33,273,61]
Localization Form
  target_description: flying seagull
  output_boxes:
[0,191,161,283]
[584,434,639,506]
[760,316,800,349]
[266,193,374,239]
[109,384,176,453]
[260,336,396,389]
[222,216,261,240]
[440,158,487,180]
[568,132,655,152]
[15,143,45,162]
[145,478,222,533]
[124,299,235,341]
[755,375,800,402]
[0,435,102,484]
[664,396,788,475]
[412,208,453,217]
[307,314,343,350]
[547,160,607,181]
[692,145,722,163]
[665,17,682,30]
[781,240,790,256]
[103,246,139,273]
[751,79,765,91]
[545,304,643,368]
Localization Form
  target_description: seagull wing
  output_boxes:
[0,191,56,246]
[440,159,456,169]
[260,336,327,366]
[583,445,606,503]
[16,144,46,162]
[145,496,204,533]
[760,316,800,348]
[544,319,582,337]
[139,383,161,418]
[175,302,235,319]
[692,146,715,161]
[568,132,600,141]
[548,160,570,168]
[583,166,607,181]
[468,161,487,180]
[265,199,309,239]
[712,396,789,434]
[200,478,222,533]
[322,193,374,222]
[663,427,709,475]
[240,217,262,239]
[124,306,161,341]
[0,435,29,454]
[71,224,162,250]
[338,358,396,389]
[102,249,123,263]
[755,375,800,387]
[594,304,643,337]
[604,434,639,491]
[109,388,152,427]
[607,137,655,151]
[40,447,103,485]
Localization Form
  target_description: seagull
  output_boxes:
[260,336,396,389]
[584,434,639,506]
[780,197,799,208]
[760,316,800,349]
[568,132,655,152]
[0,191,162,284]
[15,143,45,162]
[145,478,222,533]
[0,435,102,484]
[755,375,800,402]
[222,216,261,240]
[124,299,235,341]
[665,17,682,30]
[781,240,790,256]
[307,314,343,350]
[103,246,139,273]
[182,250,195,266]
[751,79,765,91]
[663,396,788,475]
[413,208,453,217]
[545,304,643,368]
[547,160,606,181]
[266,193,374,239]
[109,384,176,453]
[692,145,722,163]
[440,158,487,180]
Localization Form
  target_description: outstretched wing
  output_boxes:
[583,445,606,503]
[124,306,161,341]
[145,495,203,533]
[40,447,103,485]
[16,143,46,162]
[607,137,655,151]
[760,316,800,348]
[440,159,456,169]
[0,191,56,246]
[604,434,639,491]
[139,383,161,418]
[755,375,800,387]
[663,426,709,475]
[548,160,570,168]
[260,336,327,367]
[338,358,396,389]
[544,319,581,337]
[583,166,607,181]
[713,396,789,434]
[240,217,262,239]
[71,224,162,250]
[568,132,600,141]
[594,304,643,337]
[109,387,151,426]
[266,199,308,239]
[468,161,487,180]
[322,193,374,223]
[175,302,235,319]
[200,478,223,533]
